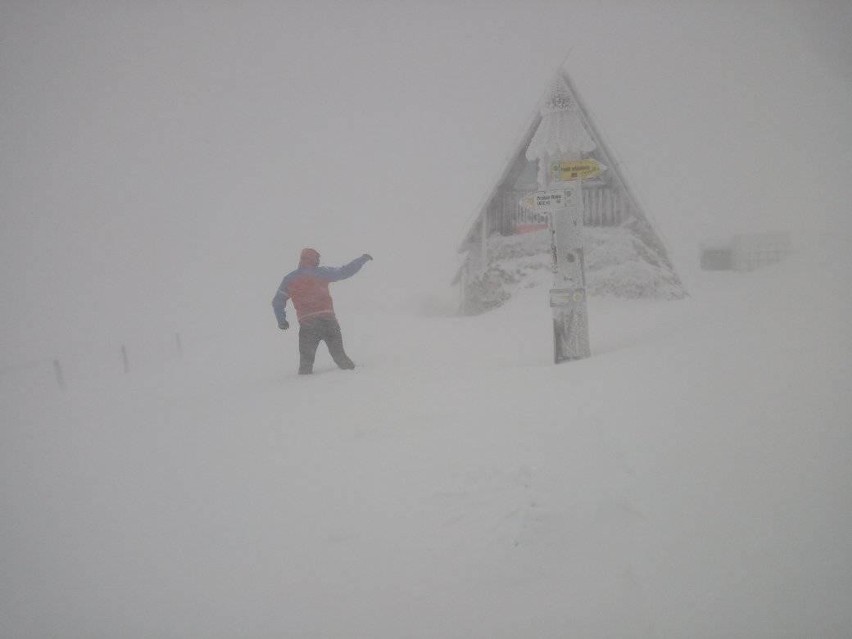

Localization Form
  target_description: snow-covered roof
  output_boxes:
[525,76,596,160]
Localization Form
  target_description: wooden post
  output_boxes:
[53,358,66,390]
[121,345,129,374]
[548,181,591,362]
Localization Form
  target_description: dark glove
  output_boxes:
[279,320,290,330]
[362,253,373,261]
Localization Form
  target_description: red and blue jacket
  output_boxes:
[272,248,370,326]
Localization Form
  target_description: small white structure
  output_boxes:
[700,232,793,272]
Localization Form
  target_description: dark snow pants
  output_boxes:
[298,315,355,374]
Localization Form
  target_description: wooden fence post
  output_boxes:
[53,358,66,390]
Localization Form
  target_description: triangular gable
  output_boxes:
[456,70,685,312]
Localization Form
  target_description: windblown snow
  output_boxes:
[2,241,850,639]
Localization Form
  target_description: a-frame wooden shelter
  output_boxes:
[456,71,685,313]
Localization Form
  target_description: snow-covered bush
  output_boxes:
[463,226,686,314]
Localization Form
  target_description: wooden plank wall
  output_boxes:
[492,184,628,234]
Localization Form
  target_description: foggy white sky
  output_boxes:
[2,0,851,364]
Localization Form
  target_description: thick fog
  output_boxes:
[3,0,850,364]
[2,1,852,638]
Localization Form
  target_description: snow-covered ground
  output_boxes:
[2,243,851,639]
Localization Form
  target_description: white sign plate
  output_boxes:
[521,188,578,213]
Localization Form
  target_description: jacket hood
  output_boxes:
[299,248,320,268]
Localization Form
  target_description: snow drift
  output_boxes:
[2,242,850,639]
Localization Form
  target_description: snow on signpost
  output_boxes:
[525,75,595,363]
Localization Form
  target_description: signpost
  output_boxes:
[520,182,591,362]
[545,182,590,362]
[522,75,606,364]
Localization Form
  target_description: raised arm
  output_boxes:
[317,254,372,282]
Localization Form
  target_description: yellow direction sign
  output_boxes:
[550,159,603,181]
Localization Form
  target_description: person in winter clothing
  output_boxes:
[272,248,372,374]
